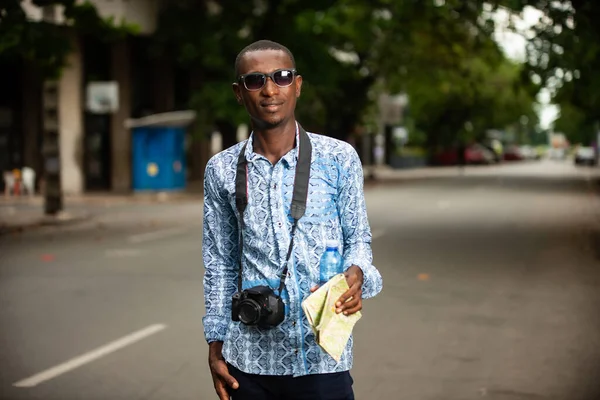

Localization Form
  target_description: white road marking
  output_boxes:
[128,227,189,244]
[104,248,142,258]
[372,230,385,239]
[13,324,167,388]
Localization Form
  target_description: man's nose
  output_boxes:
[261,77,279,96]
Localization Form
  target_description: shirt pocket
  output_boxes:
[303,177,338,223]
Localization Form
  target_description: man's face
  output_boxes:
[233,49,302,130]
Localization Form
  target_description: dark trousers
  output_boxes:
[227,364,355,400]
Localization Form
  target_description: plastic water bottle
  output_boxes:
[319,240,343,285]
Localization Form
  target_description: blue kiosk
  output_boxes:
[125,111,196,192]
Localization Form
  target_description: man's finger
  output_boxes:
[335,289,352,307]
[342,302,363,315]
[215,369,239,390]
[214,380,230,400]
[310,285,319,293]
[212,360,239,391]
[225,375,239,390]
[344,273,362,293]
[337,296,359,313]
[338,288,361,310]
[336,283,361,307]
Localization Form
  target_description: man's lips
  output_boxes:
[260,102,283,111]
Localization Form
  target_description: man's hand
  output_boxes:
[311,266,364,316]
[336,265,364,315]
[208,341,239,400]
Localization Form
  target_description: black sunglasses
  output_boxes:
[238,69,297,91]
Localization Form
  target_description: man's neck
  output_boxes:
[252,120,297,165]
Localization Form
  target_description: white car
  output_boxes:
[574,146,597,166]
[519,145,537,160]
[549,148,566,160]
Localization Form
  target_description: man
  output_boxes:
[202,39,383,400]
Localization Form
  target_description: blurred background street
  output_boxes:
[1,160,599,400]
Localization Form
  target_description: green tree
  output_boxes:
[151,0,370,144]
[0,0,136,79]
[494,0,600,145]
[379,1,539,153]
[2,0,545,154]
[151,0,541,161]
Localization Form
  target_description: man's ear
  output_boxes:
[232,83,243,105]
[295,75,303,98]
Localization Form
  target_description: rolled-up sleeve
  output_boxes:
[337,146,383,299]
[202,157,239,343]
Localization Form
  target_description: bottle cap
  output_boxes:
[325,240,339,249]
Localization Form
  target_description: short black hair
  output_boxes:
[234,40,296,78]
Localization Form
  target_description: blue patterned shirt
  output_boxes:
[202,124,383,377]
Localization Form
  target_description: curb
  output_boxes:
[0,212,92,236]
[64,192,205,205]
[39,212,92,226]
[363,174,452,188]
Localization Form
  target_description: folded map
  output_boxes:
[301,273,362,362]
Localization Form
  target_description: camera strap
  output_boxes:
[235,123,312,296]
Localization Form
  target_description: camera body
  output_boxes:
[231,286,285,328]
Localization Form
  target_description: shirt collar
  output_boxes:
[245,121,300,169]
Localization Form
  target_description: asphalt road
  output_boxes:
[1,160,599,400]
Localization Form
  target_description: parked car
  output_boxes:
[433,144,496,166]
[503,145,524,161]
[548,148,567,160]
[519,145,539,160]
[465,144,496,164]
[574,146,597,166]
[481,139,503,163]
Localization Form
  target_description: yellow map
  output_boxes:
[301,273,362,362]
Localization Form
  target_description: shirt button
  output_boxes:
[295,349,299,355]
[278,222,282,227]
[273,184,277,189]
[292,321,296,327]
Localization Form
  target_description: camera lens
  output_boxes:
[238,300,262,325]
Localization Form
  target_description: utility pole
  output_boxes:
[42,80,63,215]
[41,3,63,215]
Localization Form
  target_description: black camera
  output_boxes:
[231,286,285,328]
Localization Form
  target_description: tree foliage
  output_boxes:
[1,0,546,152]
[375,1,539,149]
[0,0,137,79]
[150,0,540,153]
[494,0,600,144]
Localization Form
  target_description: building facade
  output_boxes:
[1,0,199,195]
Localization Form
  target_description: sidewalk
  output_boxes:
[0,165,465,234]
[363,164,463,184]
[0,198,95,234]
